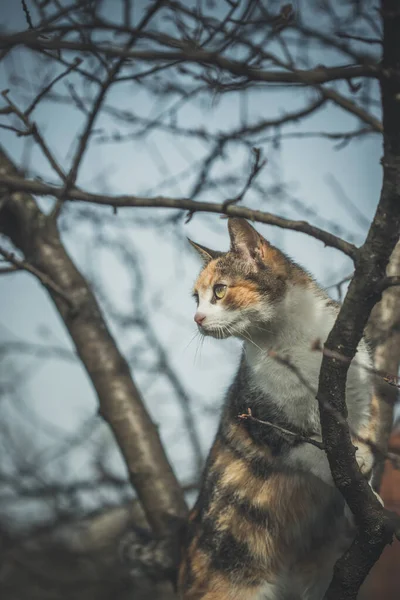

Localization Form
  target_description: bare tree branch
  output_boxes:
[0,171,357,258]
[0,33,380,85]
[0,147,188,536]
[0,245,75,309]
[317,3,400,595]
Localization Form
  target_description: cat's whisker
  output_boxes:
[194,332,205,365]
[184,330,201,352]
[251,323,275,336]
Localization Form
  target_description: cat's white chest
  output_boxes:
[246,344,323,431]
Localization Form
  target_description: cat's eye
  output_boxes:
[213,284,227,300]
[192,292,199,304]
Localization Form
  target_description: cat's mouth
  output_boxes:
[199,322,242,339]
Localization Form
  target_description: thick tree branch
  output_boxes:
[318,3,400,597]
[0,171,357,258]
[0,147,188,536]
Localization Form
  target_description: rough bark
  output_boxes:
[0,148,188,537]
[319,2,400,598]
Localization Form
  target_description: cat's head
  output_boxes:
[189,218,309,339]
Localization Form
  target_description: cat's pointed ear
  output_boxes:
[187,238,220,264]
[228,218,269,261]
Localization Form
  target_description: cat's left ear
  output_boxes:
[227,218,269,262]
[187,238,220,264]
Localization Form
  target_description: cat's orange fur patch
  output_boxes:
[213,448,250,488]
[224,280,260,309]
[211,449,274,507]
[195,260,219,293]
[267,473,319,530]
[226,421,272,461]
[182,571,264,600]
[213,504,273,566]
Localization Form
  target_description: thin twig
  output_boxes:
[266,350,394,470]
[50,0,167,219]
[336,32,382,45]
[238,407,325,450]
[21,0,34,30]
[1,90,66,181]
[223,147,267,208]
[0,264,18,274]
[25,57,82,117]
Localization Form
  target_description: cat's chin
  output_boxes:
[201,327,231,340]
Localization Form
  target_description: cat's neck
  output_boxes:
[247,282,334,351]
[242,283,335,430]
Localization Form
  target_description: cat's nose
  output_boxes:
[194,312,206,326]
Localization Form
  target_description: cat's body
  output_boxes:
[178,219,378,600]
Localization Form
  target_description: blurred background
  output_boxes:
[0,1,397,598]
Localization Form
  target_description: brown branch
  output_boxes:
[0,147,188,535]
[49,0,167,219]
[0,171,357,258]
[52,45,130,218]
[1,90,66,182]
[238,407,325,450]
[24,57,82,117]
[98,94,328,142]
[0,264,18,273]
[267,348,392,461]
[315,86,383,132]
[336,33,382,46]
[311,340,400,394]
[380,274,400,291]
[0,33,380,85]
[222,147,267,208]
[0,245,75,309]
[316,3,400,596]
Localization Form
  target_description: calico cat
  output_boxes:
[178,218,378,600]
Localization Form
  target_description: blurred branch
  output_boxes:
[222,147,267,208]
[25,57,82,117]
[51,0,167,219]
[0,33,380,86]
[367,241,400,488]
[1,90,66,181]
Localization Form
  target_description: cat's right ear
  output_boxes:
[187,238,219,264]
